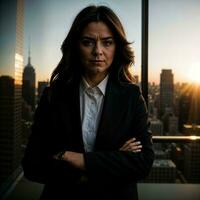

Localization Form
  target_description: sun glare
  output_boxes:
[188,63,200,84]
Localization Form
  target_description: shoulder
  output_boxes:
[108,78,142,98]
[40,85,53,99]
[120,82,141,96]
[36,86,51,108]
[42,86,51,95]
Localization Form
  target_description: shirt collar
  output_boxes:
[81,74,109,96]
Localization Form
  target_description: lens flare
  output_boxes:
[188,62,200,84]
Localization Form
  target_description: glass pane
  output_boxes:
[149,0,200,184]
[0,0,142,197]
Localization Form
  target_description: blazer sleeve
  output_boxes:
[84,86,154,183]
[21,87,81,184]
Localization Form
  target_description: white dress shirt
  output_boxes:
[79,75,109,152]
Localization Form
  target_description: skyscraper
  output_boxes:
[160,69,174,117]
[22,49,36,111]
[144,159,176,183]
[184,142,200,183]
[179,84,200,131]
[179,92,190,132]
[182,125,200,183]
[150,118,163,136]
[169,115,179,134]
[0,0,24,195]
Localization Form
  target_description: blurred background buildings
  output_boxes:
[0,0,200,199]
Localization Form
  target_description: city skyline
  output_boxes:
[1,1,200,197]
[1,0,200,84]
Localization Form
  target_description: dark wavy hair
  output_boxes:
[50,5,135,85]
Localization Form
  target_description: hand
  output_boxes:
[120,138,142,153]
[54,151,85,170]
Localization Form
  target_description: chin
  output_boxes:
[91,69,103,74]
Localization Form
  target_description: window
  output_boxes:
[147,0,200,184]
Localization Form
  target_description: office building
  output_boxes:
[179,93,190,132]
[0,0,24,195]
[169,115,179,135]
[144,159,176,183]
[22,49,36,111]
[160,69,174,117]
[150,118,163,136]
[182,124,200,183]
[184,143,200,183]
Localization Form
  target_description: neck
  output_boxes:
[83,72,108,87]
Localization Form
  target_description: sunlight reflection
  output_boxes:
[188,62,200,84]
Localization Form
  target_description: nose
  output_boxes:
[92,41,103,56]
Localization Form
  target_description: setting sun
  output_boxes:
[188,63,200,84]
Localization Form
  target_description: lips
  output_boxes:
[90,60,104,63]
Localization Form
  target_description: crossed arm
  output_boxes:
[22,87,154,184]
[53,137,142,170]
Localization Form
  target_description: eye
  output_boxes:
[80,39,95,47]
[102,40,114,47]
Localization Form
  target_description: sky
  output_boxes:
[23,0,200,84]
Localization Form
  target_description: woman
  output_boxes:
[22,5,154,200]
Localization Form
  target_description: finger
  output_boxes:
[120,138,136,149]
[120,144,142,151]
[129,142,142,148]
[125,138,136,145]
[121,141,141,150]
[132,149,141,153]
[129,144,142,150]
[120,140,141,151]
[122,143,142,151]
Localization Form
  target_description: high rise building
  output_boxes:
[188,85,200,125]
[161,107,173,133]
[143,159,176,183]
[183,124,200,183]
[160,69,174,117]
[0,0,24,195]
[169,115,179,135]
[150,118,163,136]
[0,76,15,182]
[22,49,36,111]
[184,143,200,183]
[179,84,200,131]
[179,93,190,132]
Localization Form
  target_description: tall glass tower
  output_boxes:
[0,0,24,194]
[22,49,36,111]
[160,69,174,116]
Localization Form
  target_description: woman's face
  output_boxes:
[79,21,116,77]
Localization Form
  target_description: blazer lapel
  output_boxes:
[61,80,85,152]
[94,79,128,150]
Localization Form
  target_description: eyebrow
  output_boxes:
[80,36,114,41]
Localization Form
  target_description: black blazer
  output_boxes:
[22,77,154,200]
